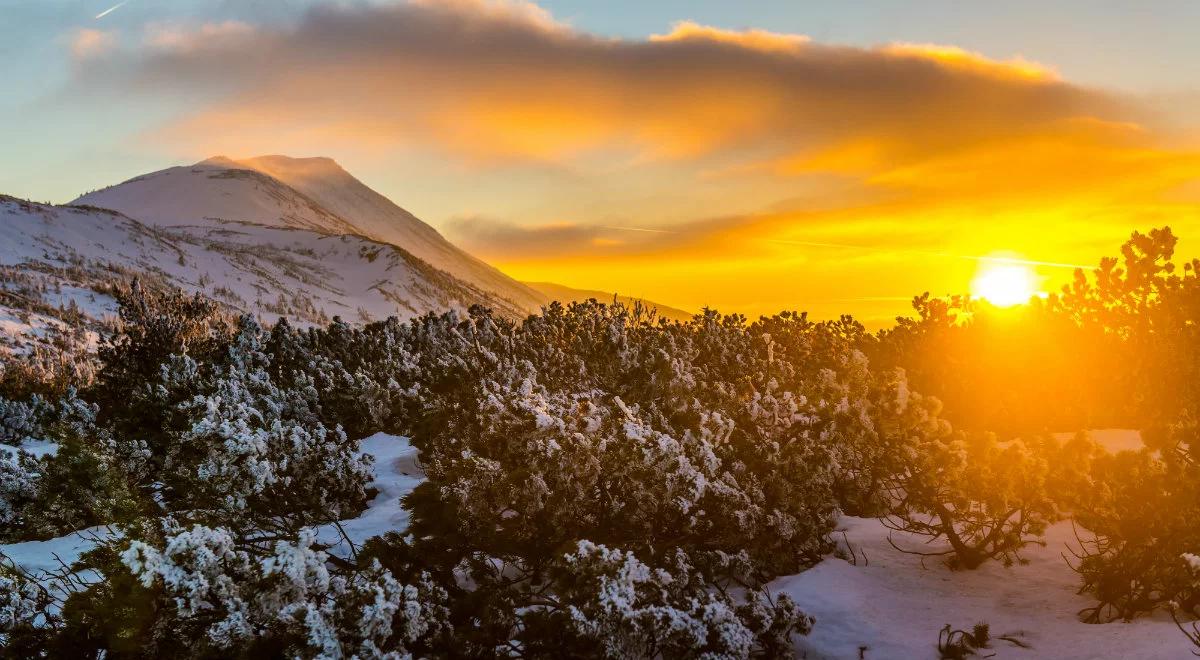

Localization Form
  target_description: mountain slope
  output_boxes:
[75,156,545,313]
[74,160,361,235]
[0,195,524,352]
[238,155,546,312]
[522,281,694,322]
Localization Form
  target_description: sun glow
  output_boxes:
[971,261,1038,307]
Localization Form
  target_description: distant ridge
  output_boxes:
[522,281,694,322]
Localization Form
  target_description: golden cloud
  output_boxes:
[77,0,1145,166]
[65,0,1200,320]
[649,20,810,53]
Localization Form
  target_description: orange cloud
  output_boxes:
[880,43,1058,81]
[76,0,1143,167]
[63,0,1200,321]
[70,28,116,59]
[650,20,809,53]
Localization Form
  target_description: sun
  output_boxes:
[971,262,1038,307]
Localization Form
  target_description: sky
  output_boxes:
[2,0,1199,321]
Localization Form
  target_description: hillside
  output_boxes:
[522,280,694,321]
[0,194,524,352]
[75,156,545,313]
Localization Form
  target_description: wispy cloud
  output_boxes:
[70,28,117,59]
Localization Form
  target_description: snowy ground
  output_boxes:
[0,526,117,579]
[313,432,423,557]
[778,517,1183,659]
[2,429,1188,658]
[776,429,1188,659]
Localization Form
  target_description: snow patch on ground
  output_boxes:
[314,432,424,556]
[0,527,117,576]
[19,439,59,459]
[778,516,1183,659]
[777,429,1185,659]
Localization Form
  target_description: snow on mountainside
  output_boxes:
[0,194,524,351]
[74,160,362,235]
[75,156,546,313]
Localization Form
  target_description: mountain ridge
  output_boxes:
[74,156,545,313]
[0,193,530,354]
[522,281,694,322]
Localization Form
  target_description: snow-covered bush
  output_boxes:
[367,302,945,653]
[7,389,144,541]
[882,431,1056,570]
[400,304,848,575]
[0,395,51,447]
[0,568,57,652]
[118,523,449,657]
[1172,553,1200,654]
[0,446,42,539]
[164,317,372,529]
[1068,417,1200,622]
[514,540,810,659]
[0,289,380,653]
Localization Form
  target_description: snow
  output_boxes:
[314,433,424,556]
[73,162,362,236]
[0,526,117,575]
[72,156,544,314]
[775,429,1185,660]
[19,439,58,459]
[4,427,1181,657]
[0,196,518,345]
[45,285,118,321]
[236,155,546,313]
[1,153,581,350]
[776,515,1184,659]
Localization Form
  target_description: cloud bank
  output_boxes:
[77,0,1146,165]
[65,0,1200,318]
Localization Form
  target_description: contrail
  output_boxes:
[601,225,1096,271]
[95,0,129,19]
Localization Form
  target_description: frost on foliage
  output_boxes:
[172,317,372,523]
[0,395,50,447]
[548,540,810,659]
[0,569,56,646]
[122,523,448,657]
[1185,553,1200,577]
[0,445,42,532]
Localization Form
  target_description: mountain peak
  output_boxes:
[237,155,347,176]
[196,155,242,168]
[194,155,348,177]
[75,155,546,313]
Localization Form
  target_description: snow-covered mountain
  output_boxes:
[74,156,545,312]
[0,194,524,354]
[3,154,697,356]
